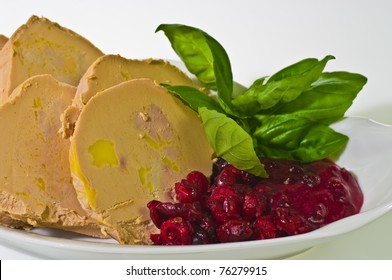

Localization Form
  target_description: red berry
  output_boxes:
[175,179,202,203]
[155,202,204,222]
[273,207,316,235]
[252,216,281,240]
[192,229,214,244]
[214,165,259,186]
[147,200,166,228]
[207,186,242,224]
[214,165,238,186]
[186,171,210,194]
[242,191,268,221]
[159,217,194,245]
[191,210,218,244]
[216,219,253,243]
[198,214,217,238]
[150,233,163,245]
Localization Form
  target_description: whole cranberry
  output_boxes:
[214,165,238,186]
[216,219,253,243]
[214,165,258,186]
[186,171,210,194]
[210,158,231,182]
[206,185,242,224]
[159,217,194,245]
[252,216,281,240]
[175,179,202,203]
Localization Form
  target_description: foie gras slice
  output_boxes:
[0,211,29,229]
[0,35,7,50]
[76,55,195,107]
[61,55,195,138]
[0,15,103,104]
[70,78,213,244]
[0,33,27,228]
[0,74,106,237]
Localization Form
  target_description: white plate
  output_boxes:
[1,117,392,259]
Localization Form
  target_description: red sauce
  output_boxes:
[147,158,363,245]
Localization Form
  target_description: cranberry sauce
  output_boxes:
[147,158,363,245]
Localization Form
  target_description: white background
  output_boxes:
[1,0,392,259]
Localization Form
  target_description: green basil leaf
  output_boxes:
[156,23,368,167]
[202,31,233,108]
[267,72,368,124]
[253,115,348,162]
[292,125,348,161]
[156,24,234,113]
[268,56,333,82]
[199,107,267,177]
[156,24,216,89]
[229,77,268,115]
[161,84,223,113]
[232,55,334,115]
[256,76,309,107]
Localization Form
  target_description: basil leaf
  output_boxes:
[229,77,268,115]
[253,115,348,162]
[199,107,267,177]
[156,24,216,89]
[156,23,367,166]
[232,56,334,115]
[156,24,234,113]
[202,32,233,109]
[161,84,223,113]
[268,56,334,82]
[267,72,368,124]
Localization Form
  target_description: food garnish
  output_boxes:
[157,24,367,177]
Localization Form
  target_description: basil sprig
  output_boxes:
[156,24,367,177]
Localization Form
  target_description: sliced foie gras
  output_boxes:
[70,78,213,244]
[76,55,194,107]
[0,35,7,50]
[0,32,27,229]
[0,36,29,230]
[0,15,103,104]
[0,74,106,237]
[61,55,195,138]
[0,211,29,229]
